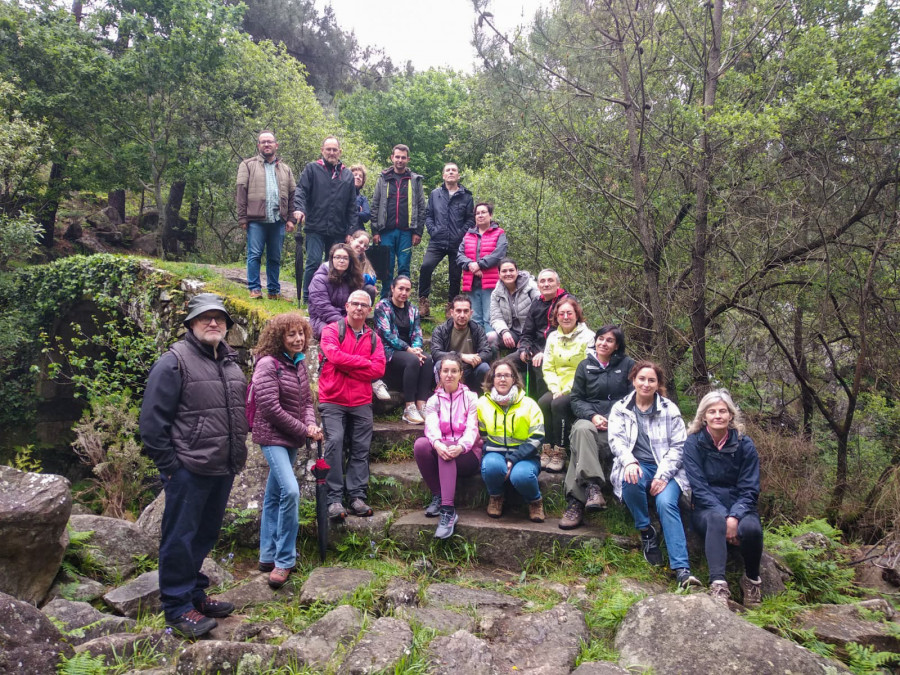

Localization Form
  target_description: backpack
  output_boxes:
[245,356,282,431]
[318,318,377,371]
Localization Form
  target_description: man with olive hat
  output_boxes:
[139,293,249,638]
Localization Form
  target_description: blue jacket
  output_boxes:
[356,192,371,229]
[682,428,760,521]
[425,183,474,249]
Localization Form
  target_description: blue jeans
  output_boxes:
[379,229,413,298]
[247,220,286,295]
[621,461,689,570]
[259,445,300,569]
[302,231,338,302]
[481,451,541,502]
[464,361,491,392]
[158,468,234,621]
[470,287,494,334]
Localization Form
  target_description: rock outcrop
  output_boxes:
[0,466,72,604]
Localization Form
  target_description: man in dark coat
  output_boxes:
[139,293,248,638]
[293,136,358,304]
[430,294,494,391]
[417,162,474,317]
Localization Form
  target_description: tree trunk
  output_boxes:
[71,0,82,24]
[39,159,68,248]
[163,179,186,256]
[108,189,126,224]
[793,307,814,437]
[689,0,723,393]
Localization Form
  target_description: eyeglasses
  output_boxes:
[332,255,350,261]
[349,301,371,309]
[494,372,514,379]
[196,314,227,326]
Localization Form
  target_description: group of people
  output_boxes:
[141,133,763,639]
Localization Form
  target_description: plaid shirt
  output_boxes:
[263,160,280,223]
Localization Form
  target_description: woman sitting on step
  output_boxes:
[683,389,763,608]
[307,243,363,340]
[249,312,322,589]
[608,360,700,590]
[538,297,594,474]
[477,358,546,523]
[373,275,434,424]
[413,353,483,539]
[559,325,635,530]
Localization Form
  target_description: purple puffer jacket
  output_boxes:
[308,263,353,339]
[250,354,316,447]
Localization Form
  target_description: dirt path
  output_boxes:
[210,266,300,303]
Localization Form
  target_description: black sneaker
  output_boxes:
[641,525,664,566]
[434,507,458,539]
[195,597,234,618]
[424,494,442,518]
[167,609,217,638]
[675,568,701,589]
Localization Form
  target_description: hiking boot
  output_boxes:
[558,499,584,530]
[584,482,607,511]
[424,494,442,518]
[529,497,545,523]
[740,574,763,608]
[249,289,263,300]
[434,507,458,539]
[267,293,283,301]
[640,524,664,566]
[709,579,731,606]
[348,497,373,517]
[487,494,504,518]
[328,502,347,520]
[372,379,391,401]
[675,568,702,590]
[419,296,430,318]
[195,597,234,618]
[167,609,217,638]
[540,443,552,469]
[546,446,566,473]
[402,403,425,424]
[268,567,292,589]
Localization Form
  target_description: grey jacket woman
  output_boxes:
[607,391,690,501]
[490,271,539,339]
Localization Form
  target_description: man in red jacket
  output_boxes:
[318,289,386,518]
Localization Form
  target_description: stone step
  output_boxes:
[390,508,607,569]
[370,459,569,510]
[370,420,420,458]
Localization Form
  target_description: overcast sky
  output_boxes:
[325,0,549,72]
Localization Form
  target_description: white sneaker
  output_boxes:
[402,403,425,424]
[372,380,391,401]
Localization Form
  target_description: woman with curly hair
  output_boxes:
[250,312,322,588]
[308,243,363,339]
[683,389,763,607]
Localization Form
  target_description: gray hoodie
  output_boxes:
[490,271,540,336]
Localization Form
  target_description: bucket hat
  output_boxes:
[183,293,234,328]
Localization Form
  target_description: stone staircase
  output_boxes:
[326,420,616,570]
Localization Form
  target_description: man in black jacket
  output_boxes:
[139,294,248,638]
[430,295,493,391]
[516,269,573,398]
[417,162,474,317]
[293,136,358,304]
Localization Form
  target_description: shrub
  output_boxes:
[0,211,41,269]
[71,391,155,518]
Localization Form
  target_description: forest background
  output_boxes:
[0,0,898,540]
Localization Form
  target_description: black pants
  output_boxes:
[384,351,434,403]
[692,508,763,582]
[418,240,462,301]
[538,391,573,448]
[158,468,234,621]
